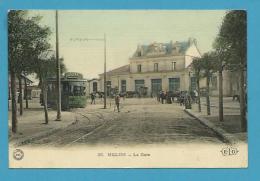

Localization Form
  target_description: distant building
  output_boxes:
[87,78,100,95]
[28,85,41,98]
[8,74,35,100]
[98,38,201,96]
[207,70,240,97]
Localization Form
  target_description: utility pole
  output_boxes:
[70,34,107,109]
[104,33,107,109]
[55,10,61,121]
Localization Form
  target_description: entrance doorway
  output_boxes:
[93,82,97,92]
[169,78,180,91]
[151,79,162,96]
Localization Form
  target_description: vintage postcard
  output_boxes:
[8,10,247,168]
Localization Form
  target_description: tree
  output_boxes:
[36,55,55,124]
[35,54,67,124]
[8,10,51,132]
[213,36,232,122]
[191,58,203,112]
[8,10,27,133]
[23,73,29,109]
[199,52,218,115]
[216,10,247,131]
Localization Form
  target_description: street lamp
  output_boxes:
[70,34,107,109]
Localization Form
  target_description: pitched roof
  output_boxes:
[20,74,34,84]
[87,78,100,82]
[132,38,196,58]
[100,65,130,76]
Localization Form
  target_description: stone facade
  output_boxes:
[97,38,201,96]
[88,38,240,97]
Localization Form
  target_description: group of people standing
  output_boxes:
[157,90,199,107]
[157,91,167,104]
[89,89,199,112]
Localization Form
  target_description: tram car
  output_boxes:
[47,72,87,110]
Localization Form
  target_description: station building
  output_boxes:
[90,38,240,97]
[98,38,200,96]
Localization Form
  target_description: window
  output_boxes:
[135,80,145,92]
[62,83,69,93]
[68,85,85,96]
[121,80,126,93]
[93,82,97,92]
[154,63,159,72]
[169,78,180,91]
[172,62,176,71]
[106,81,111,96]
[73,86,81,96]
[151,79,162,95]
[137,64,142,72]
[191,77,196,91]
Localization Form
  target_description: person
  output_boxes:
[184,91,192,109]
[161,91,165,104]
[179,91,185,106]
[115,94,120,112]
[193,89,198,103]
[90,92,96,104]
[157,91,161,102]
[166,91,172,104]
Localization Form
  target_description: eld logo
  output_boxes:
[13,149,24,161]
[221,146,239,156]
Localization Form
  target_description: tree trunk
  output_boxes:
[206,74,211,115]
[240,68,247,132]
[18,75,23,115]
[24,77,29,109]
[10,70,17,133]
[196,74,201,112]
[41,77,49,124]
[219,70,224,122]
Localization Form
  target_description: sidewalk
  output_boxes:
[200,96,240,109]
[185,97,247,144]
[9,106,76,147]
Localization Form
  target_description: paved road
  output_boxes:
[28,98,222,147]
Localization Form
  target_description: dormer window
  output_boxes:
[154,63,159,72]
[137,51,141,57]
[137,64,142,72]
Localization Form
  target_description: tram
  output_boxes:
[47,72,87,110]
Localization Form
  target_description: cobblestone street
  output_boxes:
[76,98,223,146]
[12,98,224,147]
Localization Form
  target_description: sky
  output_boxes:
[28,10,226,79]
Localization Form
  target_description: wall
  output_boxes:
[88,79,100,94]
[99,71,190,95]
[197,71,241,97]
[184,42,201,68]
[129,56,186,73]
